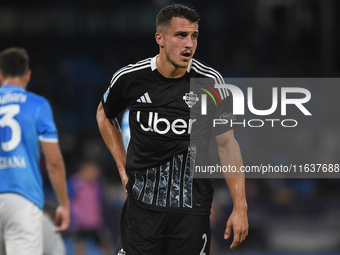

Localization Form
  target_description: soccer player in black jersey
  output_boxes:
[97,3,248,254]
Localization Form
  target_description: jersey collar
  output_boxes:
[151,55,193,73]
[0,84,26,92]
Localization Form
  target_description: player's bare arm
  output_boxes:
[40,141,70,232]
[96,102,128,197]
[215,129,249,249]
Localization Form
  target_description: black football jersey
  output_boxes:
[102,56,234,215]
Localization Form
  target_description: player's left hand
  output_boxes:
[224,206,249,249]
[54,205,70,233]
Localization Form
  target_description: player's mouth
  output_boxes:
[181,51,192,61]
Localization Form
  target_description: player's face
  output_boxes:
[162,17,199,68]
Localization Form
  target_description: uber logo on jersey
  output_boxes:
[136,111,196,135]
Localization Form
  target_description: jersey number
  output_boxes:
[0,105,21,152]
[200,233,208,255]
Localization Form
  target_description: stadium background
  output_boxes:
[1,0,340,254]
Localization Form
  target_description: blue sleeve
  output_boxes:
[37,100,58,142]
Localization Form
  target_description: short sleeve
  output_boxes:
[213,89,235,136]
[101,73,127,119]
[37,100,58,142]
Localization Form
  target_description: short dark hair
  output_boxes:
[156,3,200,32]
[0,47,29,77]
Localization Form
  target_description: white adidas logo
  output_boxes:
[137,92,152,103]
[118,249,126,255]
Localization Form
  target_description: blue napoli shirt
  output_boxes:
[0,85,58,210]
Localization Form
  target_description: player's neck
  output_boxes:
[156,55,187,79]
[1,77,27,89]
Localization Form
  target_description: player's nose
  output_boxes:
[184,36,194,48]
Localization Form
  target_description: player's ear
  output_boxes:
[155,32,165,48]
[25,70,32,84]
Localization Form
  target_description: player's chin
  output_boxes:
[177,60,190,68]
[179,64,189,68]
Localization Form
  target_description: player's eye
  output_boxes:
[177,33,187,37]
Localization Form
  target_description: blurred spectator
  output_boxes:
[68,160,113,255]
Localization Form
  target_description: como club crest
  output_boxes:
[183,91,199,108]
